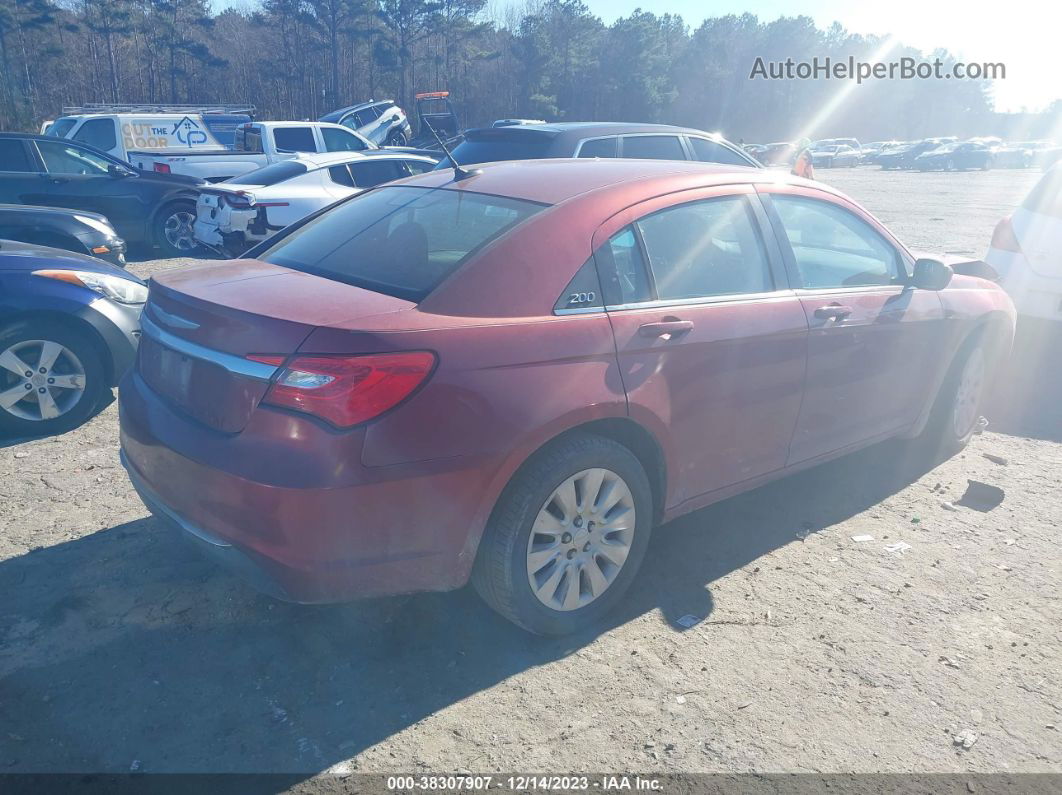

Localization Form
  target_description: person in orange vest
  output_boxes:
[792,138,815,179]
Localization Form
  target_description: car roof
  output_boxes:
[398,157,817,206]
[294,150,435,168]
[0,131,124,162]
[465,122,734,141]
[319,100,394,121]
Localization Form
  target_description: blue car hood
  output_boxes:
[0,239,142,281]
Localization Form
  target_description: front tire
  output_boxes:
[154,200,199,257]
[0,319,107,437]
[920,338,987,457]
[472,433,654,635]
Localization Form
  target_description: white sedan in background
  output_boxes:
[192,150,439,255]
[986,164,1062,323]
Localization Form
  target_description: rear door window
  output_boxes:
[257,186,545,301]
[273,127,317,152]
[621,135,687,160]
[594,226,653,305]
[0,139,36,172]
[636,197,773,299]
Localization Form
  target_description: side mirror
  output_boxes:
[911,258,953,291]
[108,164,134,178]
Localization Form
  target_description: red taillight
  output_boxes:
[990,216,1023,253]
[255,351,436,428]
[154,162,171,174]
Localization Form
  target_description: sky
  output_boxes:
[558,0,1057,113]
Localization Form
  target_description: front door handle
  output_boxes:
[638,319,694,338]
[814,303,853,320]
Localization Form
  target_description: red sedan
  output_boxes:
[119,159,1015,635]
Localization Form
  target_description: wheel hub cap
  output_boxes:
[525,467,636,612]
[0,340,86,422]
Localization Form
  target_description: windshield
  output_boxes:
[228,160,309,187]
[47,118,77,138]
[258,186,546,301]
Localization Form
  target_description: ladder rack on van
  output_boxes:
[60,104,257,117]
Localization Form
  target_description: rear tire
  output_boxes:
[472,433,654,635]
[0,319,107,437]
[154,200,199,257]
[919,335,987,457]
[386,131,408,147]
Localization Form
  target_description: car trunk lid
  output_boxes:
[139,260,414,432]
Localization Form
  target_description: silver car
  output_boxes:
[319,100,412,146]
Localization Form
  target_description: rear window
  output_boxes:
[231,160,308,187]
[258,186,546,301]
[441,131,554,166]
[1022,167,1062,218]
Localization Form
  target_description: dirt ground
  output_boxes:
[1,167,1060,780]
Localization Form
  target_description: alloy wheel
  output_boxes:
[163,210,197,252]
[0,339,87,422]
[525,468,636,611]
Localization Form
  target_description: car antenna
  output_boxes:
[426,120,479,181]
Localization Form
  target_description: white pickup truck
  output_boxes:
[129,121,379,182]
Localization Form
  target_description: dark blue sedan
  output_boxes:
[0,240,145,436]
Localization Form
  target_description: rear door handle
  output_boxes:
[814,304,853,320]
[638,319,694,338]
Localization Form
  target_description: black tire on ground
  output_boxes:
[153,200,199,257]
[918,332,987,458]
[386,131,408,146]
[472,432,654,635]
[0,318,108,437]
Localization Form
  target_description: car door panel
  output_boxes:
[29,141,149,240]
[760,187,947,463]
[592,185,808,509]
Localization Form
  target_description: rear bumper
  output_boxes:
[118,371,491,602]
[987,248,1062,322]
[122,449,295,601]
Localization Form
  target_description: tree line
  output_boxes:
[0,0,1045,143]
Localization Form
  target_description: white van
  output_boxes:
[43,104,254,163]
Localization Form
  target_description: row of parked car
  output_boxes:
[3,102,1060,441]
[5,97,1060,635]
[746,137,1061,171]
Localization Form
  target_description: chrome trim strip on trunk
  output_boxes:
[140,313,281,382]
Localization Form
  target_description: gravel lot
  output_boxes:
[1,167,1060,780]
